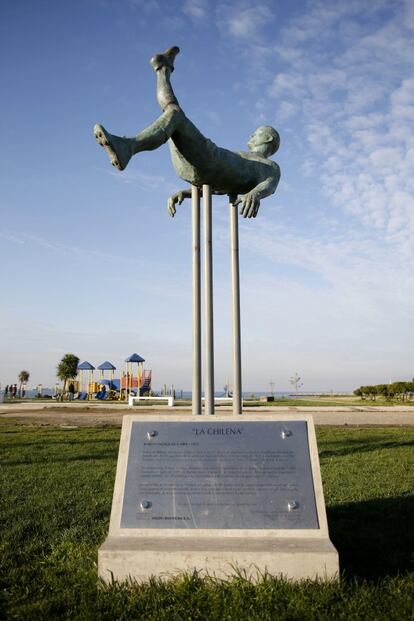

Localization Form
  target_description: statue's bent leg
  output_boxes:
[94,47,183,171]
[94,125,133,171]
[94,106,185,171]
[131,106,184,154]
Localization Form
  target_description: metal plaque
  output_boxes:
[120,421,319,529]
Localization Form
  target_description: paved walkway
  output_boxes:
[0,402,413,427]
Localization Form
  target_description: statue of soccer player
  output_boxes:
[94,46,280,218]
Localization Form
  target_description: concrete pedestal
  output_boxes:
[98,414,339,582]
[99,535,338,582]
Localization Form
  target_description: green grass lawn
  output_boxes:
[0,424,413,620]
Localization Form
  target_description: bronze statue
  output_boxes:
[94,46,280,218]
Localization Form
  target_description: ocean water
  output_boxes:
[0,388,56,401]
[164,391,296,399]
[0,388,347,403]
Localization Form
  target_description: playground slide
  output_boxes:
[113,374,152,396]
[140,376,151,394]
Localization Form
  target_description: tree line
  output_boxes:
[354,380,414,401]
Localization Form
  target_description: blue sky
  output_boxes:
[1,0,414,392]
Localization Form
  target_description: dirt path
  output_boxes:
[0,403,413,427]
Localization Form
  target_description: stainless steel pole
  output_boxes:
[192,185,201,415]
[203,184,215,415]
[230,196,242,415]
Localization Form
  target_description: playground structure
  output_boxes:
[75,354,151,401]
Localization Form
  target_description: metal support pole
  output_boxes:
[230,196,242,415]
[192,186,201,415]
[203,184,215,415]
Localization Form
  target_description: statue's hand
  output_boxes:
[167,191,186,218]
[236,191,260,218]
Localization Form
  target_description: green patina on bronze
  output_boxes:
[94,46,280,218]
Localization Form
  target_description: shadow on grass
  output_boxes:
[328,494,414,579]
[319,439,414,459]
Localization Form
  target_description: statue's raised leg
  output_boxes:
[150,46,180,111]
[94,46,182,171]
[94,45,218,179]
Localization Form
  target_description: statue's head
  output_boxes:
[248,126,280,157]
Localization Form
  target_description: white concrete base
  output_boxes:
[99,535,339,582]
[128,396,174,407]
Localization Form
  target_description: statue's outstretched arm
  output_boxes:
[168,179,281,219]
[235,171,280,218]
[167,188,192,217]
[168,187,232,218]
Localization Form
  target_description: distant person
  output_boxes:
[68,382,75,401]
[94,46,280,219]
[12,384,17,398]
[4,385,9,398]
[97,384,107,400]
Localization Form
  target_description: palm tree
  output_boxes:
[56,354,79,400]
[18,370,30,398]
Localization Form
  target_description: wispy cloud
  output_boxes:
[0,231,143,266]
[109,168,166,190]
[263,1,414,265]
[182,0,208,20]
[216,2,274,39]
[0,232,25,244]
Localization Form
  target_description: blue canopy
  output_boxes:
[99,379,116,387]
[125,353,145,363]
[77,361,95,371]
[97,361,116,370]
